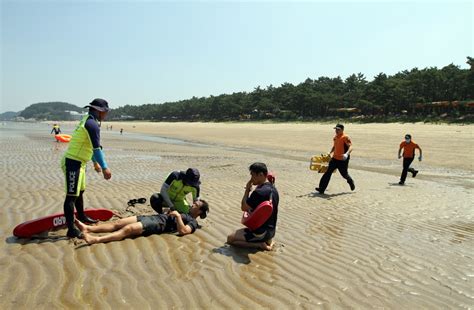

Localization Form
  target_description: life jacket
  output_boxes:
[64,115,94,163]
[241,173,276,231]
[167,178,198,213]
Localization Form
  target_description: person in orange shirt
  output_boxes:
[398,134,422,185]
[316,124,355,194]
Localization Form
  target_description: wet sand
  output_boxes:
[0,121,472,308]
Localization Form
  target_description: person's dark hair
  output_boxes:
[405,134,412,139]
[199,199,209,219]
[249,162,268,176]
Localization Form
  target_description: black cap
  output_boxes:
[184,168,201,187]
[84,98,110,112]
[334,123,344,130]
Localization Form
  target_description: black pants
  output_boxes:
[63,191,86,230]
[318,158,354,191]
[150,193,165,214]
[400,157,417,183]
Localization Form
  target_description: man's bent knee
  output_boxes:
[227,233,235,244]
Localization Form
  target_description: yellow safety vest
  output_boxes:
[167,179,198,213]
[64,115,94,163]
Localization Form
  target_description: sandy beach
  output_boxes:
[0,121,472,308]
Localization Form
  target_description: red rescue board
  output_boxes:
[13,208,115,238]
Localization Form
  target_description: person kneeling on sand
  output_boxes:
[149,168,201,214]
[76,200,209,245]
[227,162,279,251]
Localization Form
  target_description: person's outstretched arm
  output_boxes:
[85,118,111,179]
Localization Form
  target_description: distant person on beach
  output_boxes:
[120,128,123,135]
[150,168,201,214]
[398,134,422,185]
[76,200,209,244]
[61,98,112,238]
[315,123,355,194]
[50,123,61,135]
[227,162,279,251]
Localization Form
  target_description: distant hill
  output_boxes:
[0,111,19,121]
[19,102,84,120]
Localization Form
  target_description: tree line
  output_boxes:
[110,57,473,122]
[13,58,474,123]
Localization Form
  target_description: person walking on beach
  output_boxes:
[149,168,201,214]
[51,123,61,135]
[315,123,355,194]
[61,98,112,238]
[120,128,123,135]
[398,134,422,185]
[76,200,209,244]
[227,162,279,251]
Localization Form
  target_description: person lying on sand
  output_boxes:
[76,200,209,245]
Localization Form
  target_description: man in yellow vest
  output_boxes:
[62,98,112,238]
[149,168,201,214]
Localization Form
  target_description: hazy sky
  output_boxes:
[1,0,472,112]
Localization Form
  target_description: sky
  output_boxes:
[1,0,472,113]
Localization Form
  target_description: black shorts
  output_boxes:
[244,228,274,243]
[137,215,164,236]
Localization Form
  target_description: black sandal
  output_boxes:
[127,198,147,206]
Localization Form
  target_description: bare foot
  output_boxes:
[260,240,275,251]
[82,231,98,245]
[74,219,89,233]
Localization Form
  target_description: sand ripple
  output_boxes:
[0,122,472,308]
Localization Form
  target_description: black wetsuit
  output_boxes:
[63,114,103,235]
